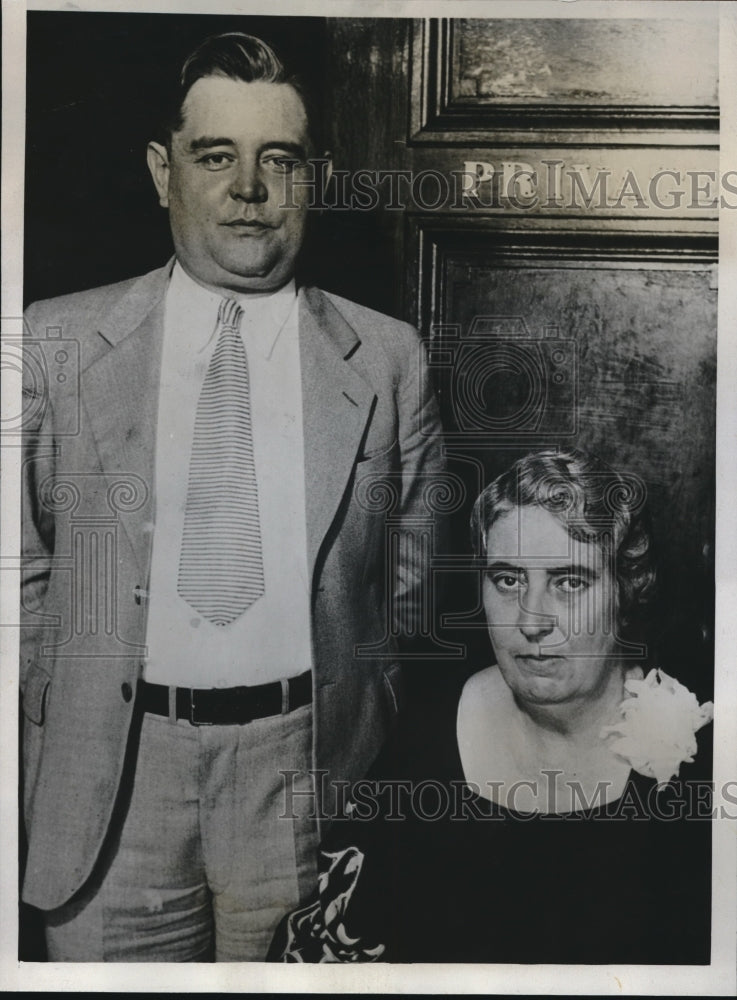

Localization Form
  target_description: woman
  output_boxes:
[270,449,713,964]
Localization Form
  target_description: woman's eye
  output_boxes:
[490,573,522,593]
[557,575,588,593]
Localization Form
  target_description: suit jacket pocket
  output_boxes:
[382,662,405,718]
[22,663,51,726]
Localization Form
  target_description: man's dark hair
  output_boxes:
[157,32,319,151]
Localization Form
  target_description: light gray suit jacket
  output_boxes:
[20,261,446,911]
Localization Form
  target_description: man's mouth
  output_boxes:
[222,219,273,231]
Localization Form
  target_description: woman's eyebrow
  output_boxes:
[485,560,600,577]
[545,564,599,578]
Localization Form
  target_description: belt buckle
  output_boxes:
[189,689,213,726]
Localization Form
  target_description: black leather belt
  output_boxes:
[137,671,312,726]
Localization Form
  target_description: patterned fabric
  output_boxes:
[278,847,385,962]
[178,298,265,625]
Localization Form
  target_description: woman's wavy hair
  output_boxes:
[470,449,657,637]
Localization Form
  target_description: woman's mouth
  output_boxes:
[515,653,564,670]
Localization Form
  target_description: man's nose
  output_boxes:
[229,163,268,203]
[518,585,556,641]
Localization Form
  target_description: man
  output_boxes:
[20,32,445,961]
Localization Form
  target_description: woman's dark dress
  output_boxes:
[271,673,712,964]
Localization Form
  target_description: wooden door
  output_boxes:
[321,15,718,698]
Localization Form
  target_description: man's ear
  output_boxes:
[147,142,171,208]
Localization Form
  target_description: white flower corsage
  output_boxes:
[600,668,713,787]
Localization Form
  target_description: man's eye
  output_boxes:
[199,154,233,170]
[262,154,303,173]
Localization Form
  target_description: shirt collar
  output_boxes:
[169,261,297,360]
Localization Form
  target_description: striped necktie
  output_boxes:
[177,298,265,626]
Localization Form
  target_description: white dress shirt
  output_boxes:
[143,263,311,687]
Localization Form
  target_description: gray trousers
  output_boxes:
[44,701,318,961]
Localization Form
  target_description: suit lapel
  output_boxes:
[299,287,376,579]
[83,274,374,586]
[80,265,170,580]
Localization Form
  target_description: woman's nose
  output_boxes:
[517,584,556,640]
